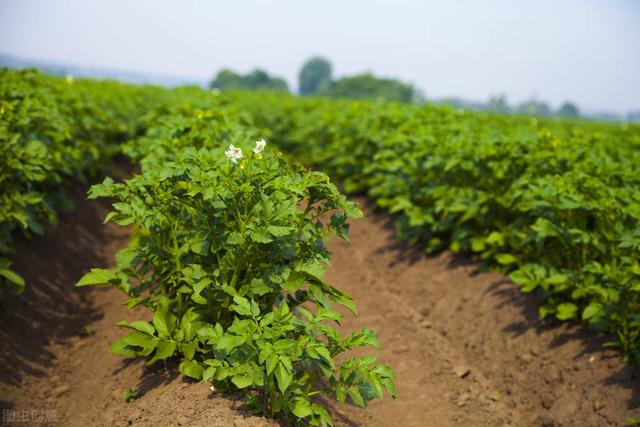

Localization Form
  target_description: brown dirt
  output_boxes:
[1,191,638,426]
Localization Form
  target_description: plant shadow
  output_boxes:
[0,180,130,404]
[487,278,640,411]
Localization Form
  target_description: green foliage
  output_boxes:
[122,387,141,402]
[0,68,161,301]
[210,68,289,93]
[78,104,394,425]
[233,90,640,364]
[298,57,333,96]
[628,415,640,426]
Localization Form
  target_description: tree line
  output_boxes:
[210,57,421,104]
[210,57,581,117]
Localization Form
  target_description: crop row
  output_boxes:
[0,68,165,300]
[231,91,640,363]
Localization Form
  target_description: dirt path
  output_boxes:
[324,199,639,426]
[1,192,638,426]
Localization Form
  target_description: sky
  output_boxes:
[0,0,639,114]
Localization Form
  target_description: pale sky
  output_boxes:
[1,0,639,114]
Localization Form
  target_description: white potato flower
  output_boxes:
[225,144,243,164]
[253,139,267,155]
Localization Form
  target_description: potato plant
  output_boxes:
[78,110,395,425]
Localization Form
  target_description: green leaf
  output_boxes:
[178,308,201,341]
[115,248,140,269]
[216,335,245,352]
[227,232,244,245]
[180,341,197,360]
[582,302,603,321]
[153,297,176,338]
[348,386,366,407]
[556,303,578,320]
[249,230,273,243]
[231,295,253,317]
[296,260,327,279]
[495,253,518,265]
[486,231,504,246]
[179,360,203,379]
[123,331,158,350]
[23,192,44,204]
[116,320,156,335]
[538,304,554,319]
[280,272,305,292]
[191,279,211,305]
[231,374,253,389]
[76,268,118,286]
[288,397,313,418]
[274,362,292,393]
[343,201,364,219]
[470,237,486,252]
[109,336,139,356]
[314,345,333,365]
[198,324,223,341]
[109,331,157,356]
[155,340,177,360]
[190,237,210,255]
[0,266,25,290]
[267,224,294,237]
[545,274,568,285]
[248,278,271,296]
[202,367,218,381]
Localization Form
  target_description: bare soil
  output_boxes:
[1,189,638,426]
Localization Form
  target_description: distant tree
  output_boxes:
[210,68,289,92]
[487,95,510,113]
[210,69,245,90]
[410,88,427,105]
[557,102,580,117]
[516,99,552,116]
[243,69,289,91]
[298,57,332,96]
[329,73,415,103]
[266,77,289,92]
[244,69,270,88]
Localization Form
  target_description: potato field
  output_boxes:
[1,68,639,426]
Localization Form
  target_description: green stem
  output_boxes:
[172,220,183,316]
